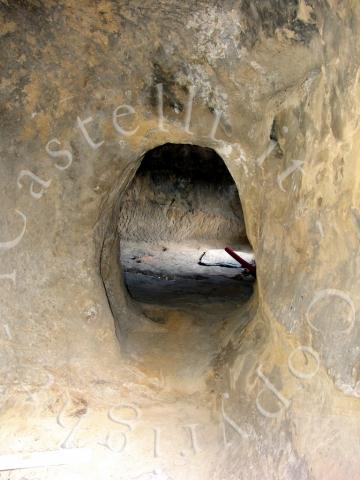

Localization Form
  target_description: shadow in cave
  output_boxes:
[118,143,255,308]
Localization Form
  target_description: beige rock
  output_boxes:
[0,1,359,479]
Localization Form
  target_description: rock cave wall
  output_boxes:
[0,1,359,479]
[118,143,247,244]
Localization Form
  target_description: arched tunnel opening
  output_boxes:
[4,2,360,477]
[118,143,256,312]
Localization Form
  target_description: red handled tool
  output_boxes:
[224,246,256,277]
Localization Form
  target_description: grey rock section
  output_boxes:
[120,241,254,304]
[199,249,254,269]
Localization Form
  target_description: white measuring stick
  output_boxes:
[0,447,92,471]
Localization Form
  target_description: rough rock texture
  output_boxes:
[0,1,360,479]
[118,143,247,244]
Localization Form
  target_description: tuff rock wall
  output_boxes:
[118,143,247,244]
[0,1,360,479]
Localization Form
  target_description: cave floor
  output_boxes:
[120,241,254,307]
[120,241,255,390]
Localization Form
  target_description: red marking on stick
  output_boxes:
[224,246,256,277]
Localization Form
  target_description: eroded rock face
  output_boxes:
[118,143,246,244]
[0,1,360,479]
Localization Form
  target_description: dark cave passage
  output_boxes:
[118,143,255,307]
